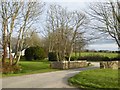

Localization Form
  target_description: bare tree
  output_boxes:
[88,1,120,48]
[67,12,88,61]
[0,1,44,66]
[0,2,10,65]
[73,32,87,57]
[45,5,88,61]
[23,29,41,48]
[13,2,44,65]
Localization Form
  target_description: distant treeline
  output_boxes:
[82,49,120,53]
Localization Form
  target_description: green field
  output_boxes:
[72,52,118,58]
[68,69,119,89]
[2,60,59,77]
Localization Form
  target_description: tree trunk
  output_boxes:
[2,41,7,66]
[8,37,13,65]
[2,21,8,66]
[79,46,81,57]
[14,52,21,65]
[68,45,73,61]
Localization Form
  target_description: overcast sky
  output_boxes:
[42,0,118,51]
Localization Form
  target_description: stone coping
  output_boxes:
[52,60,87,63]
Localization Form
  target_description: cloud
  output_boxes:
[86,43,118,51]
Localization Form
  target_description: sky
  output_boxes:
[0,0,118,51]
[41,0,118,51]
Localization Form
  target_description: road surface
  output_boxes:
[2,62,99,88]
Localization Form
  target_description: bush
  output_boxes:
[25,47,34,60]
[33,47,46,60]
[2,63,22,74]
[77,57,87,60]
[70,56,78,61]
[48,52,57,61]
[111,56,120,61]
[77,55,120,61]
[25,46,46,61]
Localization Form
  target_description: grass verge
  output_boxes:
[2,61,59,77]
[68,69,119,89]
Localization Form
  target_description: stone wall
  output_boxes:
[100,61,119,69]
[50,60,88,69]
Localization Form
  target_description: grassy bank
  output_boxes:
[2,60,59,77]
[68,69,119,89]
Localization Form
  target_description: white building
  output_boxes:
[0,44,25,59]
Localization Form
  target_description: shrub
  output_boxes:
[2,63,22,74]
[25,46,46,61]
[25,47,34,60]
[70,56,78,61]
[48,52,57,61]
[111,56,120,61]
[33,47,46,60]
[77,55,120,61]
[77,57,87,60]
